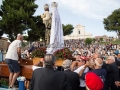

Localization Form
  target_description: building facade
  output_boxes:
[64,24,92,40]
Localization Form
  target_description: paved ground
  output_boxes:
[0,88,7,90]
[0,88,9,90]
[0,87,29,90]
[0,87,19,90]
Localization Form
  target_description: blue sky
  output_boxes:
[0,0,120,37]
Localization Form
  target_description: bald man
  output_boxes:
[79,58,108,90]
[5,34,23,89]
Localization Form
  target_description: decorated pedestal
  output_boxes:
[33,57,64,66]
[55,58,64,66]
[33,57,42,65]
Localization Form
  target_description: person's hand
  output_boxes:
[115,81,120,87]
[26,52,31,58]
[18,58,22,64]
[27,54,30,58]
[85,61,91,67]
[115,55,117,57]
[18,61,20,64]
[105,60,109,64]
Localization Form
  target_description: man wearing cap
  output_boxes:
[74,56,89,90]
[85,72,104,90]
[71,54,82,71]
[62,59,80,90]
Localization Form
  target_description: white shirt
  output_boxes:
[74,65,89,87]
[32,65,42,71]
[5,40,21,60]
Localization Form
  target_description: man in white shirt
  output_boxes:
[74,56,89,90]
[5,34,23,89]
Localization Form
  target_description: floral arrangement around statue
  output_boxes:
[53,47,73,60]
[31,47,46,58]
[31,47,73,66]
[31,47,73,59]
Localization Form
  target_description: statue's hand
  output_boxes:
[41,14,43,18]
[41,13,45,18]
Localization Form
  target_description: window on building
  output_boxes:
[78,30,80,34]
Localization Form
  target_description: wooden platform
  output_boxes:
[0,58,75,79]
[0,58,75,89]
[0,59,33,79]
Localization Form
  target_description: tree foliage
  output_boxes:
[0,0,73,41]
[99,38,103,42]
[0,0,38,41]
[27,16,45,42]
[62,24,73,36]
[23,35,29,41]
[0,29,3,38]
[92,38,96,43]
[85,38,92,45]
[103,8,120,39]
[15,16,45,42]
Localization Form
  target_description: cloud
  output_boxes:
[1,0,119,20]
[49,0,120,20]
[0,0,2,6]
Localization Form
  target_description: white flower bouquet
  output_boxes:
[17,76,26,81]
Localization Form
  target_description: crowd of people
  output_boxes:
[29,53,120,90]
[64,39,120,90]
[5,34,120,90]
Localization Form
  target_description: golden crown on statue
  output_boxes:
[51,2,58,8]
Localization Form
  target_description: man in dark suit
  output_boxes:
[104,56,120,90]
[62,59,80,90]
[115,53,120,76]
[29,54,73,90]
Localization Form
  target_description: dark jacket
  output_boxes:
[91,68,108,90]
[115,58,120,66]
[115,58,120,77]
[28,46,36,53]
[64,70,80,90]
[103,62,119,90]
[29,68,73,90]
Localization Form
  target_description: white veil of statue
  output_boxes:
[46,2,64,54]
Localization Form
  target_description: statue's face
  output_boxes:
[44,8,49,11]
